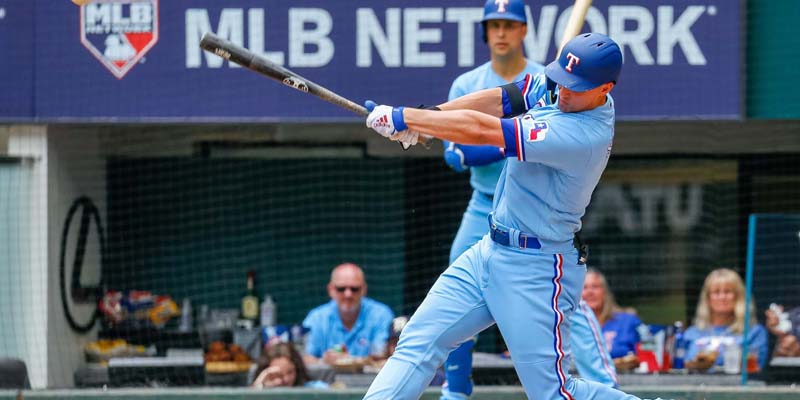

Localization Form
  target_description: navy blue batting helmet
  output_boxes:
[544,33,622,92]
[481,0,527,42]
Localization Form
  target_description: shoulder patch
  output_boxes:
[527,121,549,142]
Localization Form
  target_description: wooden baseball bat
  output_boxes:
[556,0,593,59]
[199,32,431,147]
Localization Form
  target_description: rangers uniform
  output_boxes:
[364,33,638,400]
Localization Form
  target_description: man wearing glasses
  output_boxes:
[302,263,395,366]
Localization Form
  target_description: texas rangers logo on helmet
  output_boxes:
[80,0,159,79]
[565,52,580,73]
[527,121,549,142]
[495,0,509,13]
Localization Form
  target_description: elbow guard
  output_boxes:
[500,74,531,118]
[444,142,468,172]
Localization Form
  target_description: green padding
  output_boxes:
[3,387,800,400]
[105,158,405,323]
[747,1,800,118]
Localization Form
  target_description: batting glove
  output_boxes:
[365,101,407,138]
[392,131,419,149]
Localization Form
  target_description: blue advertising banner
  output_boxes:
[0,0,34,119]
[3,0,740,122]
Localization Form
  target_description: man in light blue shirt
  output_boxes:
[302,263,394,366]
[440,1,617,398]
[364,33,642,400]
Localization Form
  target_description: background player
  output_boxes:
[363,32,641,399]
[440,2,616,398]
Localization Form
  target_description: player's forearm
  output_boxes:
[437,87,505,117]
[403,108,504,146]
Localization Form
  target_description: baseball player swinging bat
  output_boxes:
[199,32,430,148]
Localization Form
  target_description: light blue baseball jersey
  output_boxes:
[302,297,394,358]
[446,61,543,195]
[364,71,635,400]
[497,73,615,243]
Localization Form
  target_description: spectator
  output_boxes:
[302,263,394,366]
[582,268,642,363]
[765,304,800,357]
[684,268,769,372]
[252,342,327,389]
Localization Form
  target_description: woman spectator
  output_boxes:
[684,268,769,372]
[582,268,642,363]
[252,342,328,389]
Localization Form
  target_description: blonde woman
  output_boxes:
[582,268,642,361]
[684,268,768,371]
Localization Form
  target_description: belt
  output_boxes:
[488,214,542,249]
[487,213,589,264]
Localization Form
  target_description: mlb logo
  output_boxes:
[527,121,549,142]
[80,0,159,79]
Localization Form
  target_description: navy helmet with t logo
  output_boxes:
[544,33,623,92]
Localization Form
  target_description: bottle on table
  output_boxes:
[671,321,686,370]
[260,294,276,328]
[241,270,259,326]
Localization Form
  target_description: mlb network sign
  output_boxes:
[2,0,741,121]
[185,2,716,69]
[80,0,158,79]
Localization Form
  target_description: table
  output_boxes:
[332,353,767,388]
[769,357,800,367]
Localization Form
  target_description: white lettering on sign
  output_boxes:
[85,3,153,34]
[404,8,445,67]
[185,4,717,69]
[289,8,333,67]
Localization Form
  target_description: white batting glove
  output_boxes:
[392,130,419,149]
[365,101,408,139]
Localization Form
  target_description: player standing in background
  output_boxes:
[363,32,646,399]
[440,2,616,398]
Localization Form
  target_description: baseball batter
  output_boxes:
[364,33,642,400]
[441,2,617,398]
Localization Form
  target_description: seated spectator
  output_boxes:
[684,268,769,372]
[252,342,328,389]
[302,263,394,366]
[765,304,800,357]
[582,268,642,364]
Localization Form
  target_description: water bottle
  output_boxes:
[672,321,686,370]
[260,295,276,328]
[178,298,193,332]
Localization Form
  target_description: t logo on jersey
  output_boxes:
[80,0,159,79]
[527,121,549,142]
[495,0,509,13]
[565,52,581,73]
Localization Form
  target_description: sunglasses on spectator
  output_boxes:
[334,286,362,293]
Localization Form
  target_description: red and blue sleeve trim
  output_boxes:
[500,118,524,160]
[520,74,533,110]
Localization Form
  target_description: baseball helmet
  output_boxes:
[481,0,528,42]
[544,33,622,92]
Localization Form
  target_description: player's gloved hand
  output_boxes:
[365,100,407,138]
[392,130,420,149]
